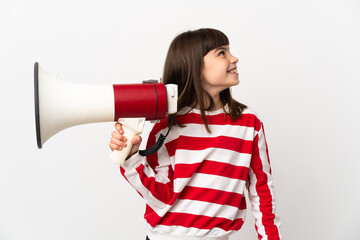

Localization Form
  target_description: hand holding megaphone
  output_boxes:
[109,118,144,165]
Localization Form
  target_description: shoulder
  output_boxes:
[236,106,264,132]
[242,106,262,120]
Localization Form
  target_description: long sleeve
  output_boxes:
[120,122,174,211]
[247,122,281,239]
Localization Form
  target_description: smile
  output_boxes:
[227,67,238,73]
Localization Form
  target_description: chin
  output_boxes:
[229,80,240,87]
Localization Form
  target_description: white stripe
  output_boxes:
[169,199,245,221]
[242,108,258,116]
[235,207,247,220]
[153,123,182,145]
[174,148,251,168]
[174,173,246,195]
[149,225,235,238]
[180,123,255,141]
[248,167,266,237]
[258,126,271,176]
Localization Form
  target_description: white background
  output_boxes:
[1,0,360,239]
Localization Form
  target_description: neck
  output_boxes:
[194,93,223,111]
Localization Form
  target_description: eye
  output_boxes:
[218,51,225,56]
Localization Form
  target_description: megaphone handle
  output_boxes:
[110,126,136,165]
[110,118,145,166]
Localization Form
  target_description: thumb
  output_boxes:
[131,135,142,145]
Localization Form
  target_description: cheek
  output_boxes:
[202,69,219,84]
[201,59,227,84]
[209,68,227,82]
[203,63,222,76]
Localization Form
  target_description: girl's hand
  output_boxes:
[109,122,142,159]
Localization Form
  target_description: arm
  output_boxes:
[112,122,174,210]
[247,122,281,240]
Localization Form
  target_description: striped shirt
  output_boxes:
[120,106,281,240]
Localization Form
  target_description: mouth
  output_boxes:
[227,67,238,74]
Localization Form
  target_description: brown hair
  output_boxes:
[162,28,247,132]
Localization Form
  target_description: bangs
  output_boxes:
[199,28,229,56]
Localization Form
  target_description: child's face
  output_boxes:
[201,45,239,97]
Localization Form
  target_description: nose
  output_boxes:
[230,54,238,64]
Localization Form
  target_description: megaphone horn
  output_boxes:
[34,62,178,156]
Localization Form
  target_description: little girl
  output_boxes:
[109,28,281,240]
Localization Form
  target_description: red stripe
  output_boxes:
[144,205,162,227]
[165,138,178,157]
[251,134,280,238]
[174,160,249,181]
[177,112,261,130]
[145,127,159,169]
[178,186,247,209]
[134,164,173,204]
[177,135,253,154]
[197,160,248,180]
[174,162,201,179]
[158,212,244,232]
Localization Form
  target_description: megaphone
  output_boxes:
[34,62,177,165]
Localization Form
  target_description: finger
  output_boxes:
[109,142,123,151]
[131,135,142,145]
[110,137,124,147]
[111,135,128,146]
[111,131,127,142]
[111,131,120,139]
[115,122,124,134]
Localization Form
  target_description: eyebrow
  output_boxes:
[214,46,230,53]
